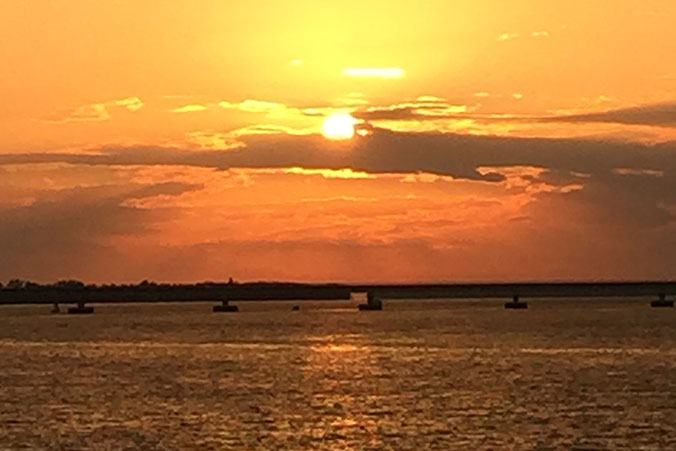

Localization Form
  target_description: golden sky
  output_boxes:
[1,1,676,282]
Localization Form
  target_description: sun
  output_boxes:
[322,113,357,140]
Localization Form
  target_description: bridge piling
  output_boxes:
[358,292,383,311]
[505,295,528,309]
[67,301,94,314]
[213,299,239,312]
[651,293,673,308]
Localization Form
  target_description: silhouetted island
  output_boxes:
[0,279,351,303]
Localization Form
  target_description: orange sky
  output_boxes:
[1,1,675,283]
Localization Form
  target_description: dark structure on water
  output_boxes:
[651,293,674,308]
[212,299,239,312]
[504,295,528,309]
[358,292,383,311]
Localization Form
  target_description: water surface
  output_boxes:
[1,299,675,449]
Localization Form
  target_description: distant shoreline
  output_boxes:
[1,281,675,305]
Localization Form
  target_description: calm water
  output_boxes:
[0,299,675,450]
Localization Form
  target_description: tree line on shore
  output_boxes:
[0,278,240,290]
[0,278,353,302]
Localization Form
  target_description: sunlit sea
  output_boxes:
[1,299,675,450]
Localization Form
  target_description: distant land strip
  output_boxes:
[1,281,675,304]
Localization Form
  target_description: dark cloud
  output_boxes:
[2,129,676,282]
[352,98,469,122]
[2,128,675,182]
[355,106,433,121]
[547,102,676,127]
[352,101,676,128]
[532,171,676,228]
[0,182,201,281]
[2,130,675,231]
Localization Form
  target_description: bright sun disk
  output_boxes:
[322,113,357,140]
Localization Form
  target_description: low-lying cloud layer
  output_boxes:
[1,127,675,282]
[3,127,675,181]
[353,100,676,129]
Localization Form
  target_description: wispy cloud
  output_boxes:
[184,131,244,150]
[546,102,676,127]
[614,168,664,178]
[41,97,144,123]
[170,104,209,113]
[219,99,288,113]
[49,104,111,123]
[342,68,405,79]
[335,92,369,106]
[498,31,550,41]
[350,98,676,132]
[281,167,376,179]
[114,97,144,111]
[354,97,471,121]
[497,32,519,41]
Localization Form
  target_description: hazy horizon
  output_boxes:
[3,277,676,287]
